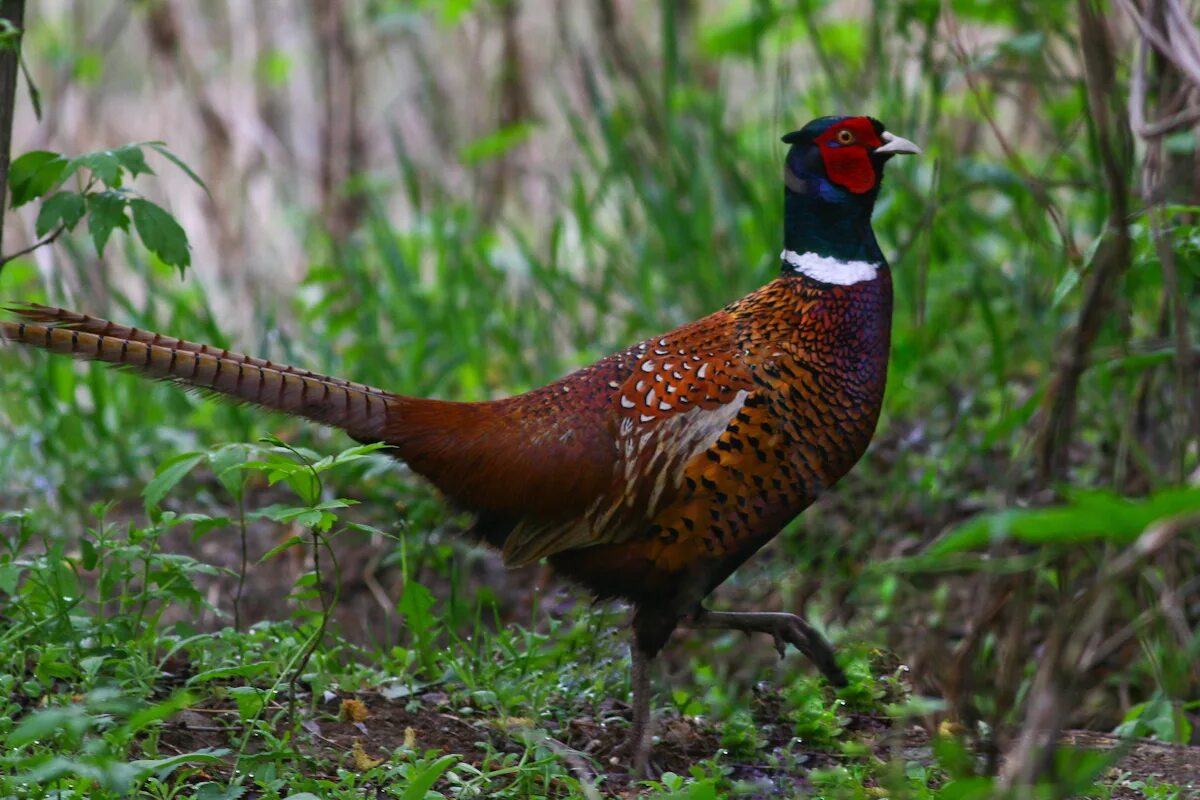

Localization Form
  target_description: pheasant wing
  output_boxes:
[500,311,756,565]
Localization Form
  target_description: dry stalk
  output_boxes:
[999,510,1200,789]
[1034,0,1134,483]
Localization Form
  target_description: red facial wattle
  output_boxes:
[814,117,884,194]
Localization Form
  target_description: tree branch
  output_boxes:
[0,222,66,269]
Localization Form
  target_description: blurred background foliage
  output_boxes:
[0,0,1198,792]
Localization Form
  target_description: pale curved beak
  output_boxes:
[875,131,922,156]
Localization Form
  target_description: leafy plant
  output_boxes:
[5,142,204,273]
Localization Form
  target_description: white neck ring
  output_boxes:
[781,250,880,286]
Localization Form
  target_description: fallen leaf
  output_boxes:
[341,698,369,722]
[350,738,384,770]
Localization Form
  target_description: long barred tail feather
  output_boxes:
[1,303,394,440]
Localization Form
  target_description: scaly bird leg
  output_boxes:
[626,643,653,777]
[684,609,847,687]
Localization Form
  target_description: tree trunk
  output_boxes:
[0,1,27,261]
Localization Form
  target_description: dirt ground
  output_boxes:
[155,684,1200,797]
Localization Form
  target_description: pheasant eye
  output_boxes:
[836,129,855,145]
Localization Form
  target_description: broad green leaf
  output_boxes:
[195,783,248,800]
[112,143,154,177]
[143,452,206,511]
[130,198,191,273]
[86,190,129,254]
[35,191,86,237]
[186,661,273,685]
[6,706,86,747]
[229,686,266,721]
[121,692,194,736]
[128,748,230,778]
[70,149,124,187]
[208,443,253,498]
[398,580,436,622]
[400,754,458,800]
[9,150,68,207]
[927,487,1200,556]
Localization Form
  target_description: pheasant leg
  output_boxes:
[685,609,847,686]
[625,643,653,777]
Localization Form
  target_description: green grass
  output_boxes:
[0,443,919,798]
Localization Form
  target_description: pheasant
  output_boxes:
[2,115,919,772]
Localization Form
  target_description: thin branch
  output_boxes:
[0,222,67,272]
[943,9,1080,259]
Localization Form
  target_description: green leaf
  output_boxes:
[0,562,21,595]
[9,150,68,207]
[208,443,252,498]
[398,580,436,625]
[400,754,458,800]
[186,661,273,685]
[927,487,1200,556]
[129,198,191,273]
[229,686,266,721]
[35,191,86,237]
[700,10,779,58]
[146,141,211,198]
[195,783,247,800]
[259,535,306,562]
[85,190,129,254]
[79,538,98,570]
[70,149,124,187]
[112,143,154,177]
[128,748,230,778]
[143,452,206,511]
[6,706,86,747]
[121,695,194,738]
[459,122,536,165]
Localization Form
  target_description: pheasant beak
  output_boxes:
[874,131,922,156]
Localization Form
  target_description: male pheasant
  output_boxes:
[2,115,919,771]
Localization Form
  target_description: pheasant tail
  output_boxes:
[0,303,393,441]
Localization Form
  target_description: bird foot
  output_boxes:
[611,731,654,780]
[685,609,847,687]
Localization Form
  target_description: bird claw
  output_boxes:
[769,617,812,661]
[685,609,847,686]
[772,631,788,659]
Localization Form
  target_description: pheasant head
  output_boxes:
[781,116,920,271]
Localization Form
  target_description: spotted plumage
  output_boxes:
[1,115,920,773]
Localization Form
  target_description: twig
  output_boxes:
[0,222,65,273]
[943,9,1079,259]
[233,488,248,633]
[1126,0,1200,473]
[1117,0,1200,88]
[1000,510,1200,788]
[1124,0,1200,138]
